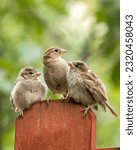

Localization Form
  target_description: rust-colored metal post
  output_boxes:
[15,101,96,150]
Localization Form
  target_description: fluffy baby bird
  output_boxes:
[67,61,118,117]
[10,67,47,116]
[43,47,69,97]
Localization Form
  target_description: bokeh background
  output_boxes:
[0,0,119,149]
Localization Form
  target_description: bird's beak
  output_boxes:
[61,49,68,55]
[34,72,41,77]
[68,62,75,69]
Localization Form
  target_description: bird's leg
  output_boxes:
[15,107,23,116]
[15,108,19,113]
[19,110,23,116]
[63,92,68,99]
[61,95,70,102]
[40,98,50,105]
[40,99,44,102]
[46,91,55,103]
[82,105,93,117]
[60,92,70,102]
[40,98,49,103]
[61,92,70,102]
[43,98,50,104]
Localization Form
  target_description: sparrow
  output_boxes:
[67,61,118,117]
[10,66,47,116]
[43,47,69,98]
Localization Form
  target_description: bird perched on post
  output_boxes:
[10,67,47,116]
[43,47,69,98]
[67,61,118,117]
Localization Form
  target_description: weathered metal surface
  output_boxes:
[15,101,96,150]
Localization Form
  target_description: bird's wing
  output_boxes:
[83,79,118,117]
[81,72,118,117]
[90,71,106,92]
[10,79,20,109]
[81,71,107,96]
[10,94,15,110]
[81,74,107,111]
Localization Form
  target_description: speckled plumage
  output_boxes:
[67,61,118,117]
[43,47,69,95]
[10,67,47,115]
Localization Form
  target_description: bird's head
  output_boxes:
[43,47,67,63]
[69,61,89,73]
[19,67,41,79]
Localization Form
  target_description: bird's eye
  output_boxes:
[55,49,58,52]
[29,72,33,74]
[75,65,79,68]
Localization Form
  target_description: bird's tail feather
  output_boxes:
[104,101,118,117]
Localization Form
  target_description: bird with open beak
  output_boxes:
[43,47,69,98]
[67,61,118,117]
[10,66,47,116]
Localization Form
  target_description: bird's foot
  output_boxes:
[63,93,68,99]
[45,93,55,103]
[46,98,50,104]
[18,110,23,116]
[61,93,70,102]
[15,108,19,113]
[15,108,23,116]
[40,98,46,102]
[82,105,92,117]
[41,98,50,104]
[61,96,70,102]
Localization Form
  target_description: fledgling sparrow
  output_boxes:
[67,61,118,117]
[43,47,69,98]
[10,67,47,116]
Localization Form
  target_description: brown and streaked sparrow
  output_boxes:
[43,47,69,98]
[67,61,118,117]
[10,66,47,116]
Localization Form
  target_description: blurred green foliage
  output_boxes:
[0,0,119,149]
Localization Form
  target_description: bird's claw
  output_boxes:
[82,108,88,117]
[15,108,19,112]
[19,111,23,116]
[40,98,50,104]
[46,98,50,104]
[15,108,23,116]
[82,105,92,117]
[61,97,70,102]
